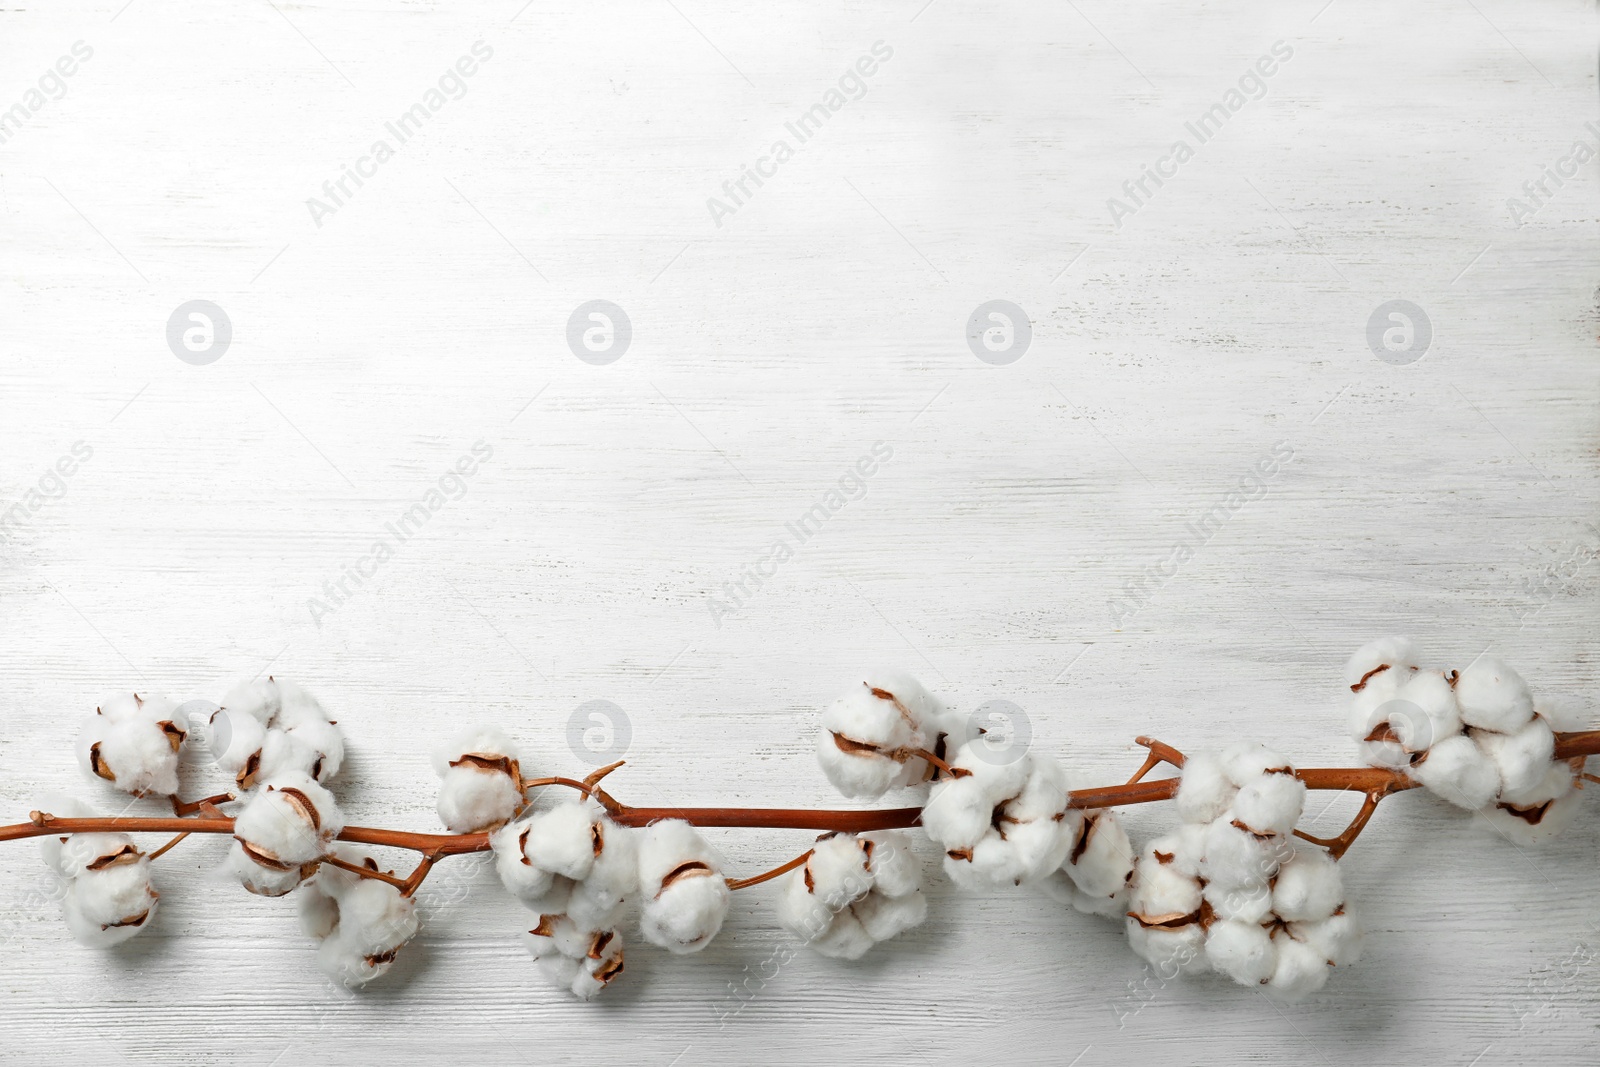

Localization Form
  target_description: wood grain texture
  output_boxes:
[2,0,1598,1063]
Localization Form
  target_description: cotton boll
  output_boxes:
[928,747,1069,888]
[808,907,875,960]
[1343,636,1419,689]
[320,883,419,987]
[921,743,1030,850]
[63,879,157,947]
[299,881,340,940]
[1204,878,1274,925]
[524,917,626,1000]
[1483,764,1584,845]
[272,680,327,729]
[1409,735,1501,810]
[1206,920,1276,986]
[1267,935,1330,1000]
[816,730,907,800]
[569,932,626,1000]
[430,725,520,777]
[804,834,873,909]
[1456,656,1534,733]
[491,820,552,900]
[1293,909,1362,968]
[1141,825,1207,880]
[861,668,943,729]
[642,870,730,954]
[637,820,730,954]
[525,923,582,988]
[1061,811,1135,899]
[1475,716,1555,797]
[780,830,926,957]
[777,869,838,944]
[1533,696,1590,732]
[249,729,322,788]
[860,830,920,899]
[1272,849,1343,923]
[218,679,280,726]
[1125,919,1209,976]
[281,717,344,784]
[1231,774,1307,837]
[1388,671,1464,751]
[95,692,153,726]
[1347,668,1411,770]
[296,847,419,987]
[77,711,186,797]
[226,839,312,896]
[221,679,342,784]
[565,819,639,931]
[1176,751,1235,824]
[36,793,92,874]
[815,671,951,799]
[54,832,139,880]
[817,681,921,800]
[1219,743,1295,788]
[852,888,927,942]
[437,763,523,834]
[524,803,600,882]
[1127,857,1202,923]
[67,855,157,930]
[1346,665,1403,737]
[233,773,342,870]
[206,707,267,784]
[920,775,993,853]
[1201,818,1289,888]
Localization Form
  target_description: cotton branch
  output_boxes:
[5,730,1596,884]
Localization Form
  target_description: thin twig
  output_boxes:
[1292,789,1385,859]
[903,747,964,779]
[146,832,190,861]
[322,853,408,890]
[1125,736,1188,784]
[583,760,626,790]
[170,792,234,817]
[727,849,813,891]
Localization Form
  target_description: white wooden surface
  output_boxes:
[3,0,1598,1063]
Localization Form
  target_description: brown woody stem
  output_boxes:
[401,853,441,897]
[3,732,1593,871]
